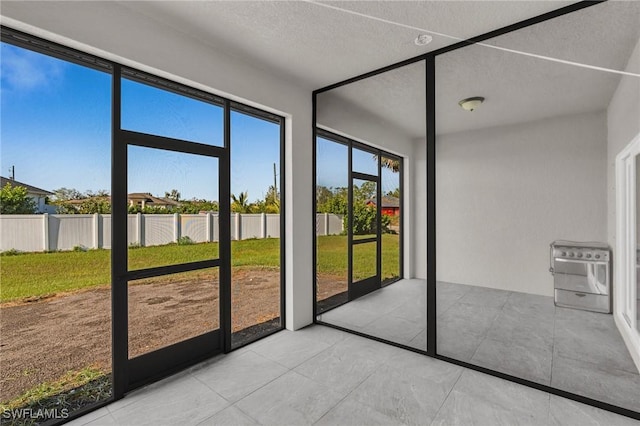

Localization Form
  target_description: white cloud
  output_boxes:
[1,44,67,92]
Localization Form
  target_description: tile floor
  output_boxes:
[68,325,639,426]
[318,279,640,412]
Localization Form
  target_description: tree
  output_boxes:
[77,197,111,214]
[165,189,181,202]
[0,183,37,214]
[231,191,251,213]
[261,185,280,213]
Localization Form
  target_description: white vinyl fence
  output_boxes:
[0,213,343,252]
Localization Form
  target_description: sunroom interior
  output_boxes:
[1,0,639,424]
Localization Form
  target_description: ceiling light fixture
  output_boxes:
[458,96,485,112]
[414,34,433,46]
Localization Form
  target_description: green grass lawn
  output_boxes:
[314,234,400,281]
[0,235,399,302]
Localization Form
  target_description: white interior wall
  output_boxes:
[413,139,428,280]
[436,111,608,297]
[316,95,425,279]
[607,37,640,254]
[1,6,314,330]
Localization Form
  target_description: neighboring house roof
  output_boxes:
[66,193,181,207]
[128,193,181,207]
[0,176,53,196]
[366,196,400,209]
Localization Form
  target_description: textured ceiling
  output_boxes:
[118,0,573,89]
[319,0,640,137]
[1,1,638,138]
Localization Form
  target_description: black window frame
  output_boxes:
[1,25,286,424]
[312,0,640,421]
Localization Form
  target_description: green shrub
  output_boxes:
[177,236,195,245]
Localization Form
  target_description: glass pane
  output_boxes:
[381,156,401,284]
[230,110,282,348]
[352,178,378,238]
[0,42,112,419]
[128,268,219,358]
[352,146,378,176]
[315,59,425,351]
[435,1,640,411]
[637,154,640,332]
[316,137,348,313]
[127,146,219,270]
[121,77,223,146]
[352,241,377,282]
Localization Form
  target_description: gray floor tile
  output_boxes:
[408,328,427,351]
[319,304,380,328]
[431,370,550,426]
[554,315,638,374]
[109,374,228,426]
[551,355,640,412]
[456,286,511,309]
[198,405,258,426]
[293,341,381,397]
[249,329,331,368]
[66,408,113,426]
[359,314,426,346]
[503,291,555,317]
[437,302,501,337]
[437,324,486,362]
[339,333,408,362]
[235,371,344,426]
[387,299,427,324]
[349,361,460,426]
[486,309,554,351]
[83,414,119,426]
[548,395,640,426]
[436,282,472,315]
[348,288,409,315]
[314,397,405,426]
[191,350,288,402]
[471,337,552,385]
[382,349,463,383]
[294,324,349,346]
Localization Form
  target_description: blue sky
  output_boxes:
[317,137,400,196]
[1,42,280,203]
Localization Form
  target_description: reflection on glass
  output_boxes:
[128,268,219,358]
[352,147,378,176]
[381,156,401,284]
[0,42,112,416]
[352,242,377,282]
[435,1,640,412]
[230,110,282,348]
[316,138,349,313]
[121,77,223,146]
[637,154,640,332]
[127,146,219,270]
[315,59,424,351]
[352,178,378,239]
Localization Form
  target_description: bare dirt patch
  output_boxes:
[0,268,280,403]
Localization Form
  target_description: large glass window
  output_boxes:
[435,1,640,412]
[121,77,224,146]
[229,108,283,348]
[314,59,420,350]
[0,41,113,420]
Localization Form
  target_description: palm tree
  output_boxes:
[373,154,400,172]
[231,191,251,213]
